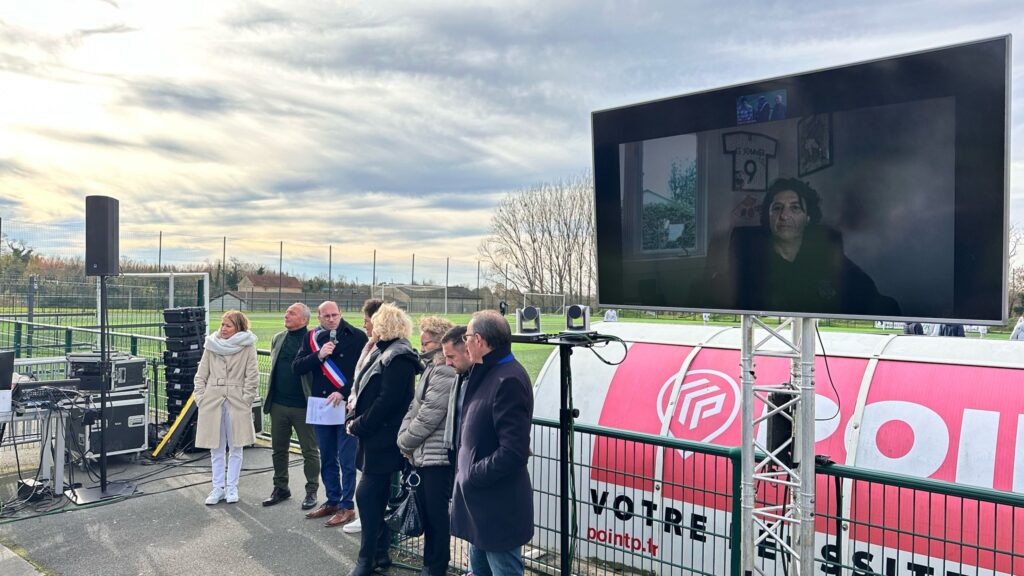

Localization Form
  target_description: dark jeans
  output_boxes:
[312,423,357,509]
[416,465,453,575]
[355,471,393,562]
[269,403,320,493]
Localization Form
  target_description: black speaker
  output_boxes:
[85,195,119,276]
[766,391,795,469]
[0,350,13,391]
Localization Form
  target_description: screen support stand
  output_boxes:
[740,316,816,576]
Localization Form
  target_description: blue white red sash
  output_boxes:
[310,328,347,391]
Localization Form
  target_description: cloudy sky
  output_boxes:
[1,1,1023,282]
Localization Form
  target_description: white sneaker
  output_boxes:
[225,486,239,504]
[342,517,362,533]
[205,487,225,505]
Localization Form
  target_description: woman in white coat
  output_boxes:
[194,310,259,505]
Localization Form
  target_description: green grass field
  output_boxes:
[210,311,564,381]
[1,306,1010,384]
[210,311,1012,383]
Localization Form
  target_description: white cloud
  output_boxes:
[1,0,1023,276]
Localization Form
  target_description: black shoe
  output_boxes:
[375,551,392,570]
[347,558,375,576]
[300,490,317,510]
[261,487,291,507]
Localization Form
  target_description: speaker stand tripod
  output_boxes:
[66,275,135,504]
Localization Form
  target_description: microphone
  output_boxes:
[329,329,337,344]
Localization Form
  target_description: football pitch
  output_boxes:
[212,311,568,381]
[205,310,1008,382]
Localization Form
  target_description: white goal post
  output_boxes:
[377,283,453,314]
[523,292,567,315]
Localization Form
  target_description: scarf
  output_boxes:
[204,330,258,356]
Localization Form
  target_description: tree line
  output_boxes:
[478,171,596,306]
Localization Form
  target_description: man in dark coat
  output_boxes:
[293,301,367,528]
[451,310,534,576]
[262,302,320,510]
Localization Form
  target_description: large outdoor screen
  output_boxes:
[593,37,1010,323]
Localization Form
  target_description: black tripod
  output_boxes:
[67,275,134,503]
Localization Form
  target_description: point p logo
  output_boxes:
[657,368,741,457]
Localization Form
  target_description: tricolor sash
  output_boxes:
[310,328,347,391]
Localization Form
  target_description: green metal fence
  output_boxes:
[813,462,1024,576]
[4,325,1024,576]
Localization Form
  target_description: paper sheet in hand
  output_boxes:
[306,396,347,425]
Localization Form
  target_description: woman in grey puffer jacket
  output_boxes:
[397,316,457,576]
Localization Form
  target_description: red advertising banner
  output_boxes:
[588,342,1024,574]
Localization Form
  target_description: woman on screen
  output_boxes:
[725,177,900,316]
[194,310,259,505]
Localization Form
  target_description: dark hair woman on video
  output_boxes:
[727,177,900,316]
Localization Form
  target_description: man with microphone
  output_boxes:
[293,301,367,528]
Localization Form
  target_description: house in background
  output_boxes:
[210,284,373,313]
[237,273,303,294]
[381,284,482,314]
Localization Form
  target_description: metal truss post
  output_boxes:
[740,315,817,576]
[740,316,756,575]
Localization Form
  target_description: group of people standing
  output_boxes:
[191,301,534,576]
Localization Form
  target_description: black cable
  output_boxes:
[780,484,790,576]
[814,326,841,422]
[567,355,578,570]
[554,333,628,366]
[1,401,63,515]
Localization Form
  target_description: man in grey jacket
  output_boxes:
[397,316,457,576]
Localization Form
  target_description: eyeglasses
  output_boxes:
[462,332,478,343]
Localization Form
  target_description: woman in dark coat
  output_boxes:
[345,303,418,576]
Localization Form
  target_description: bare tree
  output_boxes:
[1007,224,1024,317]
[479,171,596,306]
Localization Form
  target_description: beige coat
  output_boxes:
[193,345,259,448]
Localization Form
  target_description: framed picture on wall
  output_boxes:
[798,114,832,176]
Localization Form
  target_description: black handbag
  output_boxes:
[385,469,424,537]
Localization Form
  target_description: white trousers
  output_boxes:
[210,402,244,489]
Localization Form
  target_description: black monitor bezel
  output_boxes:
[592,36,1011,324]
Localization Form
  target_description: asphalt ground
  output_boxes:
[0,446,382,576]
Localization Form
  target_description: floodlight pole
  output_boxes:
[740,315,816,576]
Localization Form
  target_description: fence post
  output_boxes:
[221,236,227,311]
[26,275,36,358]
[130,335,138,356]
[730,447,743,576]
[65,329,73,354]
[14,323,22,358]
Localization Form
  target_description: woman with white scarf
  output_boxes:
[194,310,259,505]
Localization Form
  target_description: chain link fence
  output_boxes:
[0,218,508,316]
